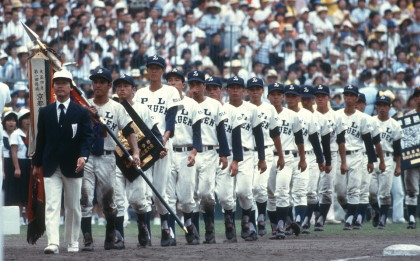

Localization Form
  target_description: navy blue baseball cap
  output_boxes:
[187,70,205,83]
[268,82,284,94]
[375,95,391,105]
[246,77,264,89]
[165,68,185,82]
[413,87,420,97]
[146,55,166,69]
[300,85,315,98]
[226,76,245,88]
[113,74,135,87]
[314,84,330,96]
[343,84,359,95]
[358,93,366,103]
[284,84,300,96]
[90,67,112,82]
[205,76,223,87]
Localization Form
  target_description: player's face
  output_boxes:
[5,118,17,132]
[301,97,314,109]
[92,78,112,98]
[343,93,358,106]
[268,91,283,106]
[167,76,185,92]
[285,93,300,108]
[115,82,134,100]
[227,84,244,102]
[189,81,205,100]
[53,78,72,100]
[206,85,222,100]
[315,94,329,108]
[147,64,164,82]
[376,103,390,118]
[355,101,366,112]
[247,86,263,103]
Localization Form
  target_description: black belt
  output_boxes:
[255,145,270,150]
[104,150,114,155]
[173,146,193,152]
[202,145,216,151]
[275,151,298,157]
[243,147,251,151]
[346,150,359,155]
[385,152,393,157]
[216,149,220,154]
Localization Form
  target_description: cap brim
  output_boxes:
[146,62,165,69]
[268,89,284,94]
[247,84,263,89]
[284,91,300,96]
[314,91,329,95]
[53,77,75,87]
[188,78,205,83]
[113,78,134,86]
[343,91,358,95]
[301,94,315,98]
[165,72,185,82]
[89,75,111,82]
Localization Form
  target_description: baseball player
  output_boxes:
[206,76,244,242]
[314,84,348,231]
[80,67,140,251]
[355,93,385,229]
[404,87,420,229]
[267,82,306,239]
[226,75,267,241]
[300,85,332,234]
[284,84,325,234]
[113,74,164,247]
[133,55,182,246]
[246,77,285,237]
[369,95,403,229]
[335,85,378,230]
[165,68,204,245]
[188,70,230,244]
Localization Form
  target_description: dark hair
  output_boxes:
[199,42,208,52]
[18,113,30,129]
[2,113,18,131]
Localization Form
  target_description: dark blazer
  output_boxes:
[33,101,93,178]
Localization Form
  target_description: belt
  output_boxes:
[275,150,298,157]
[384,152,393,157]
[173,146,193,152]
[305,150,314,155]
[202,145,217,152]
[104,150,114,155]
[346,150,359,155]
[243,147,251,152]
[254,145,270,150]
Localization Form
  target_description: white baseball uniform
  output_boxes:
[133,84,182,215]
[167,96,203,214]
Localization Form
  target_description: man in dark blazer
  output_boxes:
[33,70,93,254]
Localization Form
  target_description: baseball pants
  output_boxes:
[215,154,236,211]
[391,175,405,222]
[253,146,274,204]
[335,150,363,205]
[306,151,319,205]
[405,166,419,206]
[195,148,218,212]
[235,150,255,210]
[291,153,309,206]
[267,152,294,211]
[359,153,371,205]
[115,167,148,216]
[81,154,117,218]
[167,149,196,213]
[369,153,395,206]
[318,151,338,204]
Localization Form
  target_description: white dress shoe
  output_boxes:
[44,244,59,254]
[67,242,79,252]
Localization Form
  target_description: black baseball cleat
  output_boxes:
[314,222,324,232]
[224,216,237,243]
[203,221,216,244]
[81,232,94,251]
[257,220,267,237]
[407,222,416,229]
[353,221,362,230]
[276,228,286,239]
[372,211,379,227]
[290,222,301,236]
[284,225,293,236]
[301,224,310,234]
[378,222,386,230]
[161,229,177,247]
[343,222,352,230]
[241,216,257,241]
[104,230,125,250]
[137,223,151,247]
[185,224,200,245]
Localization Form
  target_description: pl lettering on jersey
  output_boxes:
[260,112,269,130]
[176,108,193,126]
[224,120,233,133]
[381,127,393,143]
[241,114,252,131]
[347,121,361,138]
[203,109,215,127]
[104,111,118,131]
[299,119,308,136]
[279,120,292,135]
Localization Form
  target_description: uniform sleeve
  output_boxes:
[334,112,347,134]
[117,102,133,130]
[360,113,371,135]
[319,114,332,136]
[215,102,228,126]
[140,104,157,130]
[306,110,317,135]
[167,86,182,109]
[192,101,204,125]
[9,131,19,146]
[268,106,280,131]
[370,117,381,138]
[251,106,264,128]
[393,120,404,140]
[292,112,303,134]
[231,106,245,129]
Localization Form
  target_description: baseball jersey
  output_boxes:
[89,98,132,151]
[235,101,263,150]
[277,107,303,152]
[313,110,332,139]
[196,96,227,146]
[172,96,204,146]
[133,84,182,133]
[297,108,318,152]
[336,109,371,151]
[319,109,347,152]
[373,116,403,153]
[256,102,280,146]
[360,114,380,153]
[131,101,157,130]
[223,102,245,150]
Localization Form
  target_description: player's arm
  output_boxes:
[393,138,402,176]
[164,106,178,143]
[294,129,306,172]
[188,120,203,167]
[122,122,140,164]
[309,132,325,171]
[230,125,243,176]
[321,132,332,171]
[337,130,348,174]
[270,126,285,170]
[361,132,377,173]
[372,133,385,173]
[216,121,230,169]
[253,123,267,173]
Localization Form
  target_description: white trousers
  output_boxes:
[195,149,218,212]
[44,167,82,246]
[215,154,236,211]
[253,146,274,204]
[235,150,255,210]
[306,152,319,205]
[369,154,395,206]
[335,150,364,205]
[318,151,338,205]
[267,153,294,210]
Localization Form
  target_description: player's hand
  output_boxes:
[14,168,21,178]
[229,160,239,177]
[187,153,195,167]
[277,157,285,170]
[298,159,307,172]
[87,106,98,117]
[159,148,168,159]
[379,161,386,173]
[325,165,332,173]
[75,157,86,173]
[132,153,141,166]
[367,163,374,173]
[394,166,401,177]
[219,156,228,170]
[258,160,267,173]
[340,162,348,175]
[32,166,40,176]
[318,162,325,172]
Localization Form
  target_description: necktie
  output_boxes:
[59,104,65,127]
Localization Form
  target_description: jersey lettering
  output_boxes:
[158,98,165,105]
[279,120,292,135]
[347,121,360,138]
[147,104,167,114]
[140,98,148,104]
[104,112,118,131]
[380,127,393,143]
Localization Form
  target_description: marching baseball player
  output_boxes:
[284,84,325,234]
[113,74,164,247]
[188,70,230,244]
[81,67,140,251]
[369,95,403,229]
[300,85,332,234]
[226,75,267,241]
[314,84,348,231]
[206,76,244,243]
[133,55,182,246]
[404,87,420,229]
[267,83,306,239]
[335,85,378,230]
[246,77,285,236]
[165,68,204,245]
[355,93,385,229]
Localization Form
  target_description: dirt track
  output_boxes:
[4,233,420,261]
